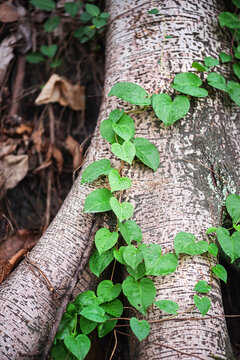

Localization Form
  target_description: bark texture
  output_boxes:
[0,0,239,359]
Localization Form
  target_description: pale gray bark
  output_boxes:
[0,0,239,359]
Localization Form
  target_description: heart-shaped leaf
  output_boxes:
[44,16,61,32]
[100,299,123,317]
[56,313,77,340]
[113,246,127,265]
[64,2,81,17]
[154,299,179,314]
[204,57,219,67]
[119,220,142,244]
[208,243,218,257]
[133,137,159,171]
[192,62,209,72]
[207,72,228,92]
[219,52,233,63]
[81,159,112,184]
[112,114,135,141]
[98,313,117,338]
[40,44,57,58]
[212,264,227,283]
[64,334,91,360]
[174,232,208,256]
[183,240,209,255]
[151,94,190,126]
[219,12,240,29]
[30,0,56,11]
[110,197,134,222]
[233,63,240,79]
[111,141,136,164]
[142,243,178,276]
[194,280,211,293]
[122,276,156,314]
[123,245,143,270]
[227,81,240,106]
[171,72,208,97]
[193,295,211,317]
[73,291,100,312]
[80,305,106,323]
[130,317,150,341]
[140,243,161,273]
[97,280,122,302]
[126,262,146,280]
[109,109,124,123]
[108,169,132,192]
[108,82,151,106]
[84,189,113,213]
[95,227,119,255]
[216,227,240,263]
[89,249,114,278]
[80,316,97,335]
[100,119,116,144]
[226,193,240,224]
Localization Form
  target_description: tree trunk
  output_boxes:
[0,0,239,359]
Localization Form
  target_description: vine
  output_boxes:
[50,3,240,360]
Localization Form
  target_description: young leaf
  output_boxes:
[171,72,208,97]
[126,262,146,280]
[154,300,179,314]
[109,109,124,123]
[44,16,60,32]
[226,193,240,224]
[108,82,151,106]
[55,313,77,340]
[130,317,150,341]
[89,249,114,277]
[97,280,122,302]
[114,246,127,265]
[64,334,91,360]
[80,316,97,335]
[174,232,208,256]
[144,249,178,276]
[119,220,142,244]
[50,59,62,68]
[110,197,134,222]
[208,243,218,257]
[193,295,211,317]
[92,18,107,29]
[111,141,136,164]
[212,264,227,283]
[148,8,159,14]
[108,169,132,192]
[95,228,119,255]
[206,227,217,234]
[219,52,233,63]
[227,81,240,106]
[64,2,81,17]
[98,314,117,338]
[73,291,100,312]
[81,159,111,184]
[51,342,75,360]
[207,73,228,92]
[123,245,143,270]
[233,63,240,79]
[100,299,123,317]
[26,53,44,64]
[122,276,156,315]
[80,305,106,322]
[133,137,160,171]
[234,45,240,59]
[84,189,113,213]
[151,94,190,126]
[86,3,100,17]
[204,57,219,67]
[100,119,116,144]
[194,280,211,293]
[191,62,209,72]
[140,243,161,273]
[216,227,240,263]
[112,114,135,141]
[219,12,240,29]
[183,240,209,256]
[40,44,57,58]
[30,0,55,11]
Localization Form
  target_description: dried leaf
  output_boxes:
[0,3,19,23]
[0,35,19,87]
[35,74,85,111]
[31,128,44,153]
[64,135,83,169]
[1,154,28,190]
[15,123,33,135]
[52,145,63,173]
[0,139,17,158]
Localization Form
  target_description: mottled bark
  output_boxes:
[0,0,239,359]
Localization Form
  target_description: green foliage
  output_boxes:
[193,295,211,317]
[171,72,208,97]
[84,189,113,213]
[97,280,122,302]
[64,2,82,17]
[110,197,134,222]
[133,137,160,171]
[89,249,114,277]
[148,8,159,14]
[44,16,60,32]
[130,317,150,341]
[219,12,240,29]
[216,227,240,263]
[123,245,143,270]
[219,52,233,63]
[81,159,112,184]
[119,220,142,244]
[192,62,209,71]
[154,300,179,314]
[95,228,118,255]
[226,193,240,224]
[174,232,208,256]
[208,243,218,257]
[212,264,227,283]
[108,169,132,192]
[30,0,55,11]
[111,141,136,164]
[40,44,58,58]
[204,57,219,67]
[109,82,151,106]
[64,334,91,360]
[194,281,211,293]
[207,73,228,92]
[26,53,44,64]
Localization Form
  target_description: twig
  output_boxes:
[9,54,26,119]
[40,217,100,360]
[109,330,117,360]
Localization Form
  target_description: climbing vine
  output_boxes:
[51,2,240,360]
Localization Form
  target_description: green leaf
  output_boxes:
[140,243,161,272]
[130,317,150,341]
[142,243,178,276]
[219,12,240,29]
[204,57,219,67]
[97,280,122,302]
[100,119,116,144]
[109,109,124,123]
[174,232,208,256]
[133,137,159,171]
[234,224,240,231]
[80,305,106,322]
[89,249,114,277]
[123,245,143,270]
[219,52,233,63]
[51,342,76,360]
[66,303,77,316]
[233,63,240,79]
[44,16,60,32]
[110,197,134,222]
[95,228,119,255]
[193,295,211,317]
[148,8,159,14]
[151,94,190,126]
[126,262,146,280]
[226,81,240,106]
[207,72,228,92]
[216,227,240,263]
[192,62,209,72]
[226,194,240,223]
[98,314,117,338]
[40,44,57,58]
[73,291,99,312]
[154,300,179,314]
[100,12,110,19]
[108,169,132,192]
[171,72,208,97]
[111,141,136,165]
[194,280,211,293]
[64,334,91,360]
[92,18,106,29]
[26,53,44,64]
[86,3,100,17]
[119,220,142,245]
[122,276,156,314]
[212,264,227,283]
[113,246,127,265]
[112,114,135,141]
[233,0,240,8]
[184,240,209,255]
[108,82,151,106]
[84,189,113,213]
[80,11,92,23]
[235,45,240,59]
[208,243,218,257]
[50,59,62,68]
[206,227,217,234]
[64,2,81,17]
[56,313,77,340]
[100,299,123,317]
[30,0,55,11]
[81,159,112,184]
[80,316,97,334]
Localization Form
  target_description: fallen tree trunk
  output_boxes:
[0,0,240,359]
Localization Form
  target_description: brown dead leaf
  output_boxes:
[52,145,63,173]
[0,3,19,23]
[35,74,85,111]
[31,126,44,154]
[15,123,33,135]
[2,154,28,190]
[0,139,17,158]
[64,135,83,169]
